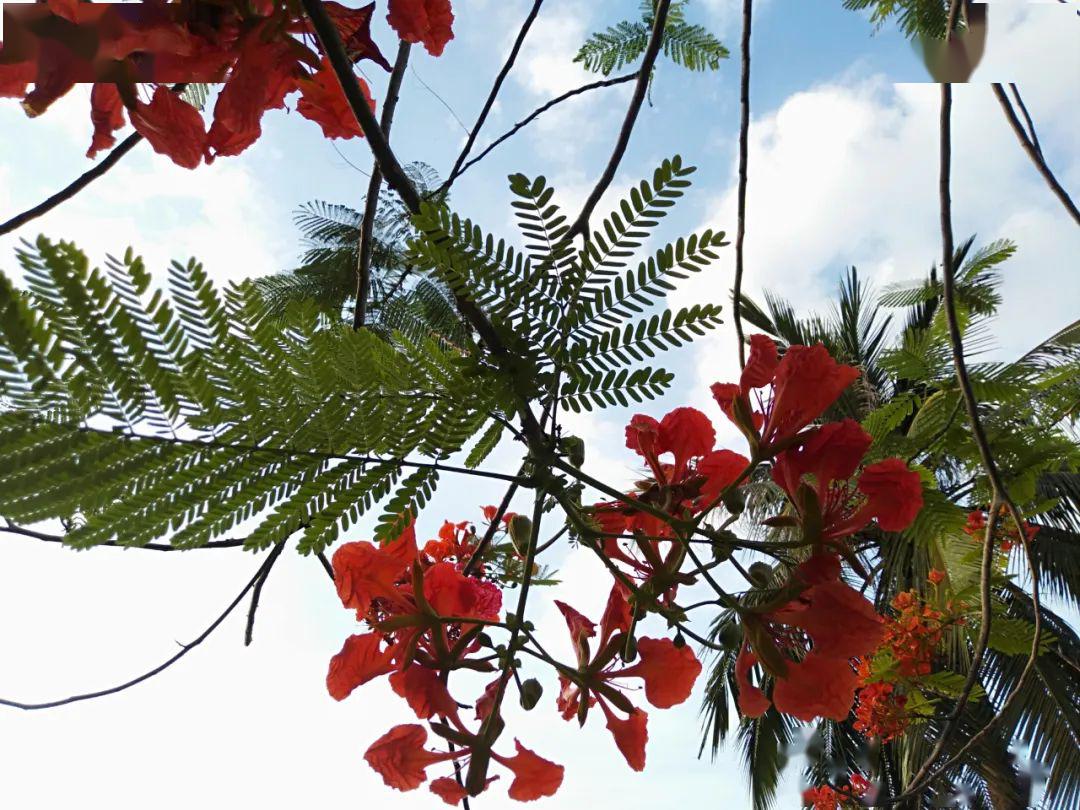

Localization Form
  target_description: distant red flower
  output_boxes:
[853,681,908,742]
[387,0,455,57]
[492,740,565,801]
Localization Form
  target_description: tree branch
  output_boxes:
[244,540,287,646]
[0,84,187,239]
[443,0,546,191]
[733,0,753,369]
[1,521,246,551]
[0,544,283,711]
[354,41,412,329]
[565,0,673,241]
[445,72,639,192]
[301,0,420,212]
[991,83,1080,226]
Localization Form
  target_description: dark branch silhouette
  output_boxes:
[244,541,287,646]
[0,545,283,711]
[565,0,673,241]
[991,83,1080,226]
[354,40,412,329]
[443,0,546,191]
[732,0,753,369]
[2,521,247,551]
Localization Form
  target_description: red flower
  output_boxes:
[0,62,36,99]
[770,579,884,660]
[598,581,633,647]
[423,561,502,621]
[613,637,702,709]
[332,524,417,618]
[853,681,908,742]
[289,2,391,70]
[601,707,648,772]
[387,0,455,57]
[364,724,460,791]
[429,777,468,806]
[129,85,208,169]
[205,27,303,161]
[772,651,858,722]
[659,406,716,478]
[296,56,374,140]
[857,458,924,532]
[326,632,396,701]
[389,665,459,720]
[771,419,923,541]
[711,337,860,450]
[696,448,750,506]
[492,740,564,801]
[87,83,126,158]
[734,640,771,718]
[928,568,946,585]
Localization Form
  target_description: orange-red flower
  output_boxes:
[326,632,396,701]
[388,665,459,720]
[711,336,860,450]
[364,724,462,791]
[614,637,702,709]
[332,523,417,618]
[853,681,908,742]
[602,707,648,772]
[297,56,374,140]
[87,82,126,158]
[429,776,469,806]
[772,650,859,722]
[387,0,455,57]
[492,740,564,801]
[129,85,208,169]
[735,640,771,718]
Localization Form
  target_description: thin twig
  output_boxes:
[446,72,639,192]
[354,41,412,329]
[443,0,545,190]
[244,541,288,646]
[1008,83,1042,158]
[565,0,673,240]
[462,479,520,576]
[732,0,753,369]
[0,546,281,711]
[301,0,420,212]
[0,84,187,238]
[317,550,335,582]
[991,83,1080,226]
[1,522,247,551]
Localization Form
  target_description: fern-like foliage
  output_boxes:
[842,0,955,38]
[575,0,728,76]
[0,239,507,553]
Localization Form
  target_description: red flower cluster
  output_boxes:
[852,679,908,742]
[0,0,454,167]
[553,583,702,771]
[963,507,1039,552]
[803,773,871,809]
[736,554,885,722]
[327,515,561,804]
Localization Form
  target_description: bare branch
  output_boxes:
[244,540,287,646]
[991,83,1080,226]
[0,545,283,711]
[443,0,546,191]
[565,0,673,241]
[2,521,246,551]
[447,72,639,191]
[354,41,412,329]
[733,0,753,369]
[462,480,519,576]
[0,84,187,238]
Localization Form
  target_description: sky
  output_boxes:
[0,1,1078,809]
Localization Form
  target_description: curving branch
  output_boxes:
[732,0,753,369]
[244,540,287,646]
[0,84,187,238]
[991,83,1080,226]
[354,40,412,329]
[2,521,246,551]
[0,544,285,711]
[447,72,639,191]
[565,0,673,241]
[442,0,546,192]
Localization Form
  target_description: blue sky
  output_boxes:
[1,2,1078,809]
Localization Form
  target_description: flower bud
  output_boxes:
[519,678,543,711]
[508,514,533,556]
[748,562,773,587]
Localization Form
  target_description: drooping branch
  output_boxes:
[0,544,284,711]
[991,83,1080,226]
[1,521,247,551]
[244,540,287,646]
[890,81,1043,803]
[732,0,753,369]
[0,84,187,239]
[565,0,673,241]
[300,0,421,213]
[445,72,639,192]
[442,0,546,191]
[354,40,412,329]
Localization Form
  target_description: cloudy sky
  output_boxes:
[1,1,1077,808]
